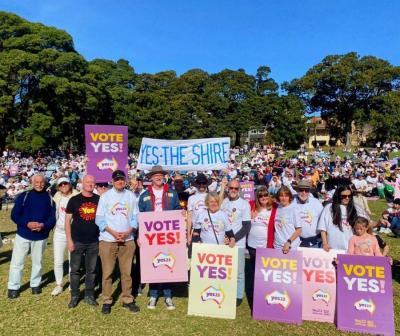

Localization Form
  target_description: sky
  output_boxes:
[1,0,399,84]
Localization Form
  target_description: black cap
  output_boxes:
[112,170,126,180]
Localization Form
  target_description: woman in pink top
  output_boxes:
[347,217,382,256]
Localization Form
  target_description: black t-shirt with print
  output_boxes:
[66,193,100,243]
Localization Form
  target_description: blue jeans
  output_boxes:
[237,248,245,299]
[149,283,171,299]
[8,234,47,290]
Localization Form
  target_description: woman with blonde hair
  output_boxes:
[192,192,235,247]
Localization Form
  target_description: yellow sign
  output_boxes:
[187,243,238,319]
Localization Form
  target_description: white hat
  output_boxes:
[57,177,70,186]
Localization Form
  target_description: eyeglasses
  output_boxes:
[229,187,240,191]
[298,188,310,193]
[340,194,352,199]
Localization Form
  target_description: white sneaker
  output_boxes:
[51,285,63,296]
[147,297,157,309]
[384,228,392,234]
[165,297,176,310]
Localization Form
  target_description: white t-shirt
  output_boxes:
[221,197,251,248]
[97,188,138,242]
[317,203,369,250]
[188,192,207,218]
[56,195,70,231]
[153,188,163,212]
[273,202,302,250]
[248,208,272,249]
[193,209,230,245]
[295,195,323,238]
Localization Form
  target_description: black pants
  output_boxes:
[70,241,99,297]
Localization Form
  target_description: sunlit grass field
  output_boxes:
[0,199,398,335]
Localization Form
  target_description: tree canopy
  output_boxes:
[1,12,399,152]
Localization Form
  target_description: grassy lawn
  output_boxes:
[0,199,398,336]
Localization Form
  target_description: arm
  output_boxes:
[225,229,236,248]
[65,213,74,252]
[10,192,28,227]
[219,177,228,204]
[234,220,251,241]
[347,237,355,255]
[320,231,330,252]
[187,210,193,244]
[42,198,56,230]
[283,227,302,254]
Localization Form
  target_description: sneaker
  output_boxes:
[147,297,157,309]
[51,285,63,296]
[123,302,140,313]
[101,304,111,315]
[7,289,19,299]
[137,287,144,296]
[165,297,176,310]
[84,296,98,306]
[31,286,42,295]
[68,296,79,309]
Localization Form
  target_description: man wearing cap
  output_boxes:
[95,170,140,314]
[138,165,181,310]
[294,180,324,248]
[65,174,100,308]
[220,179,251,306]
[187,174,210,245]
[7,173,56,299]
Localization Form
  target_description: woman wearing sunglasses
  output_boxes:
[318,184,369,252]
[51,177,79,296]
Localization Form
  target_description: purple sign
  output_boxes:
[85,125,128,182]
[337,255,394,335]
[253,248,303,324]
[240,181,255,202]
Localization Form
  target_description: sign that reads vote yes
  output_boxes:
[299,247,343,323]
[138,210,187,283]
[188,243,238,319]
[85,124,128,182]
[337,254,394,335]
[137,137,230,171]
[253,248,303,324]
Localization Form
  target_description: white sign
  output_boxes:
[137,137,230,171]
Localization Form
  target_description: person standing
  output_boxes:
[96,170,139,315]
[294,180,323,248]
[8,174,56,298]
[139,165,181,310]
[65,175,100,308]
[220,179,251,306]
[51,177,79,296]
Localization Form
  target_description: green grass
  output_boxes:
[0,200,398,336]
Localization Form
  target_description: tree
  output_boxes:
[283,52,400,142]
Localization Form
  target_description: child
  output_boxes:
[347,217,382,256]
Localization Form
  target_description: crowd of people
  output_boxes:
[0,143,398,315]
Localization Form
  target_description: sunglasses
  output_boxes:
[298,188,310,193]
[258,194,269,198]
[340,194,352,199]
[97,185,108,188]
[113,177,125,182]
[229,187,240,191]
[59,182,69,187]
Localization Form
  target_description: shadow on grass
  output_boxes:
[0,249,12,266]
